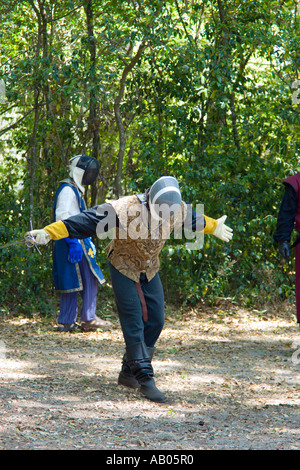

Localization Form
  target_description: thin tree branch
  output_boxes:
[0,103,44,136]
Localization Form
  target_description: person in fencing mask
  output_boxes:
[148,176,182,220]
[52,154,112,332]
[27,175,233,402]
[69,154,101,193]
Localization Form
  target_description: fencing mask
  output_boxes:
[69,155,100,193]
[148,176,182,220]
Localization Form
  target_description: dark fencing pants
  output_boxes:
[108,262,165,347]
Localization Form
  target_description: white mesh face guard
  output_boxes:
[149,176,182,220]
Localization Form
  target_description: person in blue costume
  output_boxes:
[53,154,112,332]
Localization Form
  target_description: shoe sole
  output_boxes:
[57,324,80,333]
[81,323,112,332]
[140,392,167,403]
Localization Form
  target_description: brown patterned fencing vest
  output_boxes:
[105,195,187,282]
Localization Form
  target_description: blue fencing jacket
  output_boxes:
[52,181,105,293]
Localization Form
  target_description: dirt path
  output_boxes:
[0,302,299,451]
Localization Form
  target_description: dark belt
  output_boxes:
[135,282,148,322]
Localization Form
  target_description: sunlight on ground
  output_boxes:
[0,358,45,380]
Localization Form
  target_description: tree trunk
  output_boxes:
[114,43,146,198]
[29,88,41,223]
[28,0,43,224]
[84,0,100,206]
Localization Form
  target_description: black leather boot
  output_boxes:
[118,347,155,389]
[147,346,155,361]
[118,354,140,389]
[126,342,166,403]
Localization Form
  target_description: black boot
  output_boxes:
[126,342,166,403]
[118,354,140,389]
[117,347,155,389]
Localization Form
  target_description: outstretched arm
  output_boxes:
[28,204,118,244]
[184,205,233,242]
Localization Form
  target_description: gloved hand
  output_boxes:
[26,229,51,245]
[213,215,233,242]
[279,240,290,262]
[65,237,83,263]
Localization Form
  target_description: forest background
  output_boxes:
[0,0,299,318]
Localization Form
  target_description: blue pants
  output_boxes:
[58,255,98,324]
[108,262,165,348]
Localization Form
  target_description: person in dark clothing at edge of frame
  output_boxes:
[27,176,233,403]
[274,171,300,328]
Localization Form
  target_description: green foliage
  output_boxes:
[0,0,299,315]
[0,168,54,314]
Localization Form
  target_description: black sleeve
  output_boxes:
[190,207,206,231]
[182,203,206,231]
[273,184,298,243]
[63,203,119,239]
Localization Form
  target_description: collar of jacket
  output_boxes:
[59,178,84,195]
[137,193,147,203]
